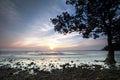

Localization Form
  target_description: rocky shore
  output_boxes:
[0,63,120,80]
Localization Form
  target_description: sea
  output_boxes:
[0,50,120,70]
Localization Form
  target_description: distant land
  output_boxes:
[102,43,120,51]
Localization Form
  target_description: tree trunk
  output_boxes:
[105,26,116,64]
[102,12,116,64]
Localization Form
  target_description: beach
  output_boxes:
[0,50,120,80]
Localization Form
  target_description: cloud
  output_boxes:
[9,18,107,50]
[0,0,20,24]
[0,0,107,50]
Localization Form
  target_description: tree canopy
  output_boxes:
[51,0,120,42]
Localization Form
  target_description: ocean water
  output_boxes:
[0,50,120,70]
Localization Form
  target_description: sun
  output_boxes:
[49,44,56,50]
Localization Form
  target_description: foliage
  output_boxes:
[51,0,120,42]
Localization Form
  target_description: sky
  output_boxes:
[0,0,107,51]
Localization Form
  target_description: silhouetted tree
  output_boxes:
[51,0,120,64]
[102,43,120,51]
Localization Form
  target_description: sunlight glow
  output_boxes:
[49,44,56,50]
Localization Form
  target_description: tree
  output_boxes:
[51,0,120,64]
[102,43,120,51]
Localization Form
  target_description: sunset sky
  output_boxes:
[0,0,107,51]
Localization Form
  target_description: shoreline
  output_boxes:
[0,63,120,80]
[0,51,120,80]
